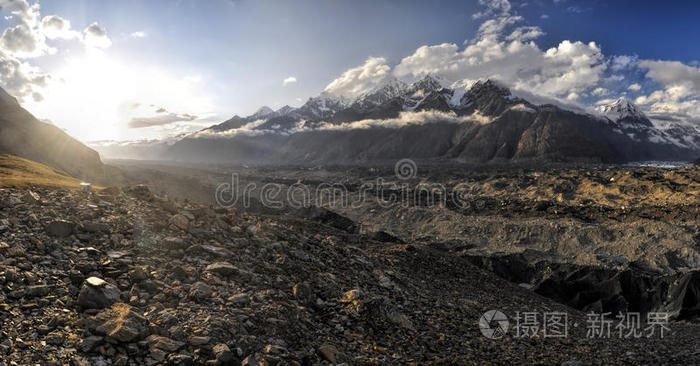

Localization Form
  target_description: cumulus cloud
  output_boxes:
[628,83,641,91]
[130,31,146,38]
[472,0,511,19]
[41,15,79,40]
[393,18,604,101]
[84,22,111,49]
[0,49,48,101]
[324,57,391,97]
[0,1,114,103]
[610,55,637,71]
[591,87,609,96]
[634,60,700,124]
[639,60,700,91]
[0,0,51,57]
[282,76,297,86]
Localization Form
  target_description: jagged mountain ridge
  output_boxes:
[165,77,700,164]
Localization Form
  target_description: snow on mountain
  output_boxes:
[197,76,700,160]
[352,77,409,111]
[597,97,649,123]
[275,105,296,116]
[296,92,351,120]
[250,106,275,120]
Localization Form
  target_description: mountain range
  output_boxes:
[156,76,700,164]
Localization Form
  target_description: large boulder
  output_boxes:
[91,303,148,343]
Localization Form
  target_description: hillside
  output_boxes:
[0,154,83,189]
[0,87,105,182]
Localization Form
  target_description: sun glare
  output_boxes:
[26,50,212,142]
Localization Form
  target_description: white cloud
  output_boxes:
[0,0,51,58]
[193,110,492,139]
[84,22,111,49]
[628,83,641,91]
[130,31,146,38]
[635,60,700,124]
[639,60,700,91]
[282,76,297,86]
[324,57,390,97]
[393,18,604,101]
[540,14,549,19]
[128,106,197,128]
[0,49,48,101]
[610,55,637,71]
[472,0,512,19]
[41,15,79,40]
[591,87,608,96]
[506,26,544,41]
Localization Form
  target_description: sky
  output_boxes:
[0,0,699,142]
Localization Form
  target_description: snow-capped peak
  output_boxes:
[366,77,409,97]
[597,97,647,121]
[251,106,275,119]
[352,77,409,109]
[408,74,446,93]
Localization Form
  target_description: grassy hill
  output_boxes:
[0,154,84,189]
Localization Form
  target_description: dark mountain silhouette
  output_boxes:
[0,87,105,181]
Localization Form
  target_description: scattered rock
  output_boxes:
[77,277,122,309]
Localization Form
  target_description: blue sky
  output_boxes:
[0,0,698,141]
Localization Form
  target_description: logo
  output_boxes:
[479,310,509,339]
[394,158,417,180]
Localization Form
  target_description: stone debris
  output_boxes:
[0,185,698,365]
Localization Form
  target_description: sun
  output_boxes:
[25,50,214,142]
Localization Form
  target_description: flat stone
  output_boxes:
[46,220,75,237]
[188,336,210,346]
[227,293,251,306]
[204,262,238,277]
[146,335,184,352]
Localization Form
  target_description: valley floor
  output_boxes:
[0,181,699,365]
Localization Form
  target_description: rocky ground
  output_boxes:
[1,185,700,365]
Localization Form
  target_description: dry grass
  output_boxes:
[0,154,84,189]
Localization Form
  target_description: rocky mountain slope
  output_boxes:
[2,185,699,365]
[162,78,700,165]
[0,87,105,182]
